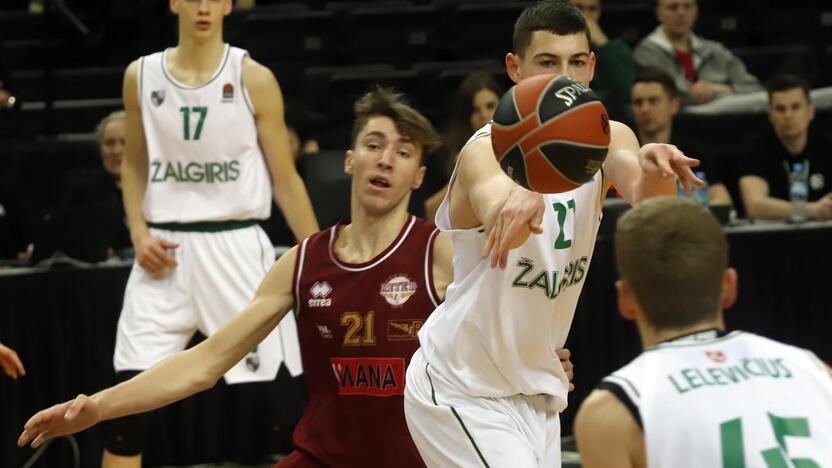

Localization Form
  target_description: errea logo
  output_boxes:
[309,281,333,307]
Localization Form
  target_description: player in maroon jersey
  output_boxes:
[19,88,574,467]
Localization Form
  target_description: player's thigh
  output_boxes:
[189,225,273,332]
[405,351,538,468]
[114,258,196,370]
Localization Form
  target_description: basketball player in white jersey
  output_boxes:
[575,197,832,467]
[403,2,705,467]
[105,0,318,466]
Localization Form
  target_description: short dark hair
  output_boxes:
[633,67,679,100]
[351,87,441,162]
[615,197,728,329]
[765,74,811,103]
[513,0,590,57]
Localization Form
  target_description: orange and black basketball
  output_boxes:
[491,74,611,193]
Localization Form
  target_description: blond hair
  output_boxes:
[96,110,126,145]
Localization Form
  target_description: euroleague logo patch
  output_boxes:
[222,82,234,103]
[379,275,417,306]
[705,350,727,363]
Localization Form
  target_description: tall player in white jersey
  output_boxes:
[575,197,832,467]
[106,0,318,467]
[404,2,704,467]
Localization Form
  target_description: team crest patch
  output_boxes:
[705,350,727,363]
[222,82,234,102]
[388,319,423,341]
[150,90,165,106]
[380,275,418,307]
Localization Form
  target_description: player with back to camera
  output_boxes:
[403,1,703,467]
[96,0,319,466]
[574,196,832,467]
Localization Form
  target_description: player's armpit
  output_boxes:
[574,390,644,468]
[431,232,453,302]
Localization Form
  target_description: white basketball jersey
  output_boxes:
[418,124,607,411]
[602,330,832,467]
[138,45,272,223]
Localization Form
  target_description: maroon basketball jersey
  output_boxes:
[290,216,440,467]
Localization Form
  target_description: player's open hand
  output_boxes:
[638,143,704,196]
[135,233,179,273]
[556,348,575,392]
[18,394,102,449]
[0,342,24,379]
[483,185,544,269]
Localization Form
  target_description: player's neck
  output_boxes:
[336,205,410,263]
[639,126,672,146]
[171,36,226,75]
[640,317,726,349]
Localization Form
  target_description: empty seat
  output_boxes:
[301,150,351,228]
[449,2,534,60]
[347,5,442,66]
[731,44,818,84]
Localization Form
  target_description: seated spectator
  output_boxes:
[739,75,832,220]
[634,0,761,107]
[631,67,732,205]
[423,71,503,220]
[0,40,16,110]
[568,0,635,120]
[33,111,131,262]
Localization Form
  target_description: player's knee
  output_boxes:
[104,371,150,457]
[103,411,151,456]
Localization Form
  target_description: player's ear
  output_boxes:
[506,52,522,84]
[670,96,680,116]
[169,0,178,15]
[616,280,637,321]
[223,0,233,15]
[344,150,354,175]
[412,165,426,190]
[588,51,597,84]
[720,267,738,310]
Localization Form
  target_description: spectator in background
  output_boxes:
[423,72,503,220]
[568,0,635,120]
[0,40,16,110]
[0,342,24,379]
[631,67,732,205]
[634,0,761,107]
[34,111,131,262]
[739,75,832,220]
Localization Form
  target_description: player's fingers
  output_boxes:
[1,359,15,378]
[159,239,180,250]
[483,220,498,260]
[555,348,571,361]
[655,153,675,178]
[529,204,544,235]
[489,217,505,268]
[569,382,575,392]
[7,350,24,377]
[497,217,522,269]
[31,430,53,449]
[150,244,178,268]
[149,244,177,268]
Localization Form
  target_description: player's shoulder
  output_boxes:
[242,56,277,84]
[124,59,141,80]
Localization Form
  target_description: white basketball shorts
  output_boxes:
[113,222,302,383]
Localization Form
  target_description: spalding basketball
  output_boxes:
[491,74,611,194]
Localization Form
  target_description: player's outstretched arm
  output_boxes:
[452,137,545,269]
[18,247,300,449]
[604,121,703,205]
[243,57,319,241]
[574,389,644,468]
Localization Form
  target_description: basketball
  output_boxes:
[491,74,611,194]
